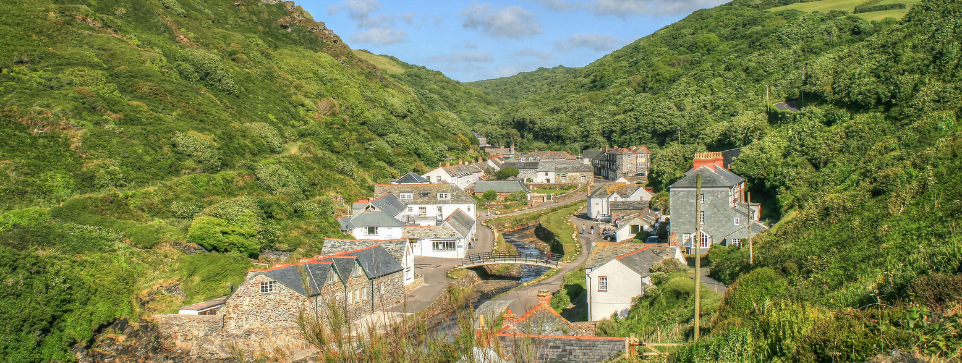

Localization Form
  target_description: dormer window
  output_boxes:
[437,193,450,200]
[352,261,362,277]
[260,281,277,293]
[326,272,337,284]
[400,193,413,200]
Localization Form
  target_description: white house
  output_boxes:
[338,194,408,240]
[587,182,653,219]
[611,210,660,243]
[422,163,485,190]
[375,183,477,224]
[402,209,476,258]
[585,243,683,321]
[322,238,417,286]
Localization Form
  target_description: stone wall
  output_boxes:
[498,335,628,363]
[404,273,424,294]
[221,274,315,332]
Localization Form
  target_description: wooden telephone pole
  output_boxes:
[694,175,701,341]
[748,192,753,265]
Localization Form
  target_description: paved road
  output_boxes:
[698,268,729,295]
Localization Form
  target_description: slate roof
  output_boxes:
[609,201,649,211]
[445,209,475,237]
[438,164,484,177]
[246,245,404,298]
[585,242,650,270]
[250,261,333,297]
[537,163,592,173]
[500,161,541,170]
[606,145,650,154]
[589,183,645,199]
[338,210,405,229]
[352,193,405,217]
[473,180,530,194]
[721,148,742,169]
[615,245,672,276]
[521,150,577,161]
[500,303,574,336]
[322,238,408,263]
[402,225,461,239]
[393,172,429,184]
[670,165,745,189]
[582,149,604,160]
[374,183,476,205]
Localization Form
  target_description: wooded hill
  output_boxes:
[0,0,498,360]
[474,0,962,359]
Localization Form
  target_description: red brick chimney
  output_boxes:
[502,309,517,327]
[537,290,551,306]
[446,159,450,167]
[669,233,679,247]
[692,152,724,171]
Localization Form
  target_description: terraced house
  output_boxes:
[219,245,404,331]
[589,146,651,181]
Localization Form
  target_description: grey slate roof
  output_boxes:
[437,164,484,177]
[322,238,407,263]
[609,201,649,211]
[473,180,530,194]
[521,151,578,161]
[352,193,405,217]
[553,163,592,173]
[445,209,475,237]
[248,245,404,297]
[255,262,333,297]
[500,161,541,170]
[394,172,429,184]
[582,149,604,160]
[338,210,404,229]
[374,183,476,205]
[615,245,672,276]
[180,296,228,311]
[670,166,745,189]
[589,183,645,199]
[403,225,461,239]
[585,242,648,270]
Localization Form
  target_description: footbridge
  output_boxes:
[461,252,561,269]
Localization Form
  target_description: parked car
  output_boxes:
[646,236,660,243]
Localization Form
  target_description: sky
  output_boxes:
[297,0,730,82]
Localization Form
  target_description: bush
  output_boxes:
[186,215,262,257]
[172,132,222,171]
[716,268,788,321]
[496,167,519,180]
[481,190,497,202]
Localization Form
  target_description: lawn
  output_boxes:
[352,49,405,74]
[769,0,919,20]
[539,202,586,260]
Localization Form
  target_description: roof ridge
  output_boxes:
[615,244,654,259]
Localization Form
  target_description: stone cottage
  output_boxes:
[219,245,404,332]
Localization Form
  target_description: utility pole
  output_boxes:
[748,192,753,265]
[677,127,681,144]
[693,174,701,341]
[765,85,770,112]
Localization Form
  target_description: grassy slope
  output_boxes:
[352,49,405,75]
[0,0,499,360]
[768,0,922,20]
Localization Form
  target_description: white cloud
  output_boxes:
[427,51,495,65]
[530,0,584,11]
[460,2,542,39]
[350,28,408,45]
[591,0,727,17]
[512,47,552,60]
[554,33,622,52]
[464,41,479,49]
[329,0,395,28]
[402,11,416,25]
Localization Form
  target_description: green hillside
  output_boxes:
[478,0,962,359]
[0,0,497,360]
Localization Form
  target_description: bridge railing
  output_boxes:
[461,251,562,268]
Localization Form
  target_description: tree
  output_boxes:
[481,190,498,202]
[496,167,519,180]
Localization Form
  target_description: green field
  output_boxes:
[352,49,406,74]
[769,0,920,20]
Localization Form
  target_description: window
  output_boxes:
[581,176,587,182]
[700,193,705,203]
[626,154,632,159]
[433,241,456,251]
[467,206,472,212]
[598,276,608,292]
[435,176,441,183]
[638,157,646,163]
[352,261,362,277]
[626,164,632,170]
[326,272,337,284]
[699,211,705,224]
[418,207,427,216]
[379,282,385,294]
[362,287,367,301]
[400,193,413,200]
[630,225,641,234]
[561,176,567,182]
[437,206,443,216]
[260,281,277,293]
[731,238,741,247]
[437,193,451,200]
[734,217,741,226]
[365,226,378,235]
[700,233,711,248]
[683,233,691,244]
[407,207,413,213]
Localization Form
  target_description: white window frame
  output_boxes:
[734,217,740,226]
[700,233,711,248]
[352,261,363,277]
[683,233,691,244]
[699,211,705,224]
[435,176,441,183]
[626,154,632,159]
[433,240,456,251]
[400,193,413,200]
[731,238,741,247]
[407,206,413,213]
[700,193,705,203]
[418,206,427,216]
[437,206,443,216]
[437,193,451,200]
[326,272,337,284]
[581,176,586,182]
[260,281,277,293]
[365,226,378,235]
[598,276,608,292]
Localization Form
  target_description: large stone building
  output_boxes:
[422,163,485,190]
[589,146,651,181]
[668,152,765,253]
[219,245,405,332]
[322,238,416,286]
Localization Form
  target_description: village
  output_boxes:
[158,139,767,362]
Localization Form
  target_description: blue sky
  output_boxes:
[298,0,730,82]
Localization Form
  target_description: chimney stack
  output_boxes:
[537,290,551,306]
[502,309,517,327]
[446,159,450,167]
[692,152,724,171]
